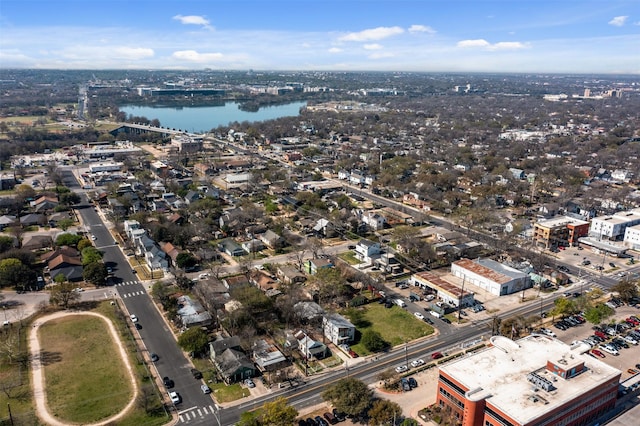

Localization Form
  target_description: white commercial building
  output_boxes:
[589,208,640,240]
[451,258,531,297]
[624,223,640,250]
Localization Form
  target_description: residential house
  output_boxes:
[133,233,169,270]
[176,295,213,328]
[323,313,356,346]
[292,330,328,359]
[161,242,180,267]
[210,337,256,384]
[219,238,246,257]
[312,218,337,238]
[242,239,265,254]
[20,213,46,227]
[361,211,386,231]
[107,198,128,217]
[276,265,307,285]
[167,213,186,225]
[222,274,250,292]
[305,258,334,275]
[40,246,80,263]
[0,215,17,230]
[183,190,200,205]
[33,195,58,213]
[259,230,285,250]
[252,339,288,372]
[48,212,72,228]
[293,301,325,324]
[21,234,53,250]
[48,254,83,282]
[249,269,279,292]
[354,238,381,263]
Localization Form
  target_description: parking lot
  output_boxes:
[544,305,640,381]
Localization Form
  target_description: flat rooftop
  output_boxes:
[440,335,621,425]
[537,216,589,228]
[454,258,527,284]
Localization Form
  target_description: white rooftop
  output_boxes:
[440,335,621,425]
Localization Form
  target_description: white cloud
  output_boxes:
[328,47,343,53]
[172,50,223,62]
[339,26,404,42]
[457,39,491,48]
[368,52,395,59]
[408,25,436,34]
[173,15,213,30]
[457,39,527,50]
[363,43,383,50]
[113,47,154,59]
[608,16,628,26]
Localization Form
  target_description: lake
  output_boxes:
[119,101,307,133]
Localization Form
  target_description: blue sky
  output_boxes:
[1,0,638,73]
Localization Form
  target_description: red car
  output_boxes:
[626,318,639,326]
[431,352,443,360]
[591,349,605,358]
[594,331,607,340]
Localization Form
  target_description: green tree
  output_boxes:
[583,304,615,325]
[368,399,402,426]
[59,192,81,205]
[611,279,639,303]
[177,327,209,356]
[236,411,261,426]
[550,297,576,319]
[260,397,298,426]
[0,236,15,253]
[55,233,82,247]
[77,238,93,251]
[322,378,373,417]
[57,218,75,231]
[0,258,36,290]
[83,262,108,286]
[176,252,198,269]
[81,247,103,265]
[361,329,388,352]
[49,281,80,308]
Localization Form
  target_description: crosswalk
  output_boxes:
[114,281,146,298]
[178,405,218,423]
[116,281,140,287]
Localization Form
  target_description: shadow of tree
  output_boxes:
[39,350,62,366]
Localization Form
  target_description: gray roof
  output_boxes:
[211,336,242,356]
[324,313,355,329]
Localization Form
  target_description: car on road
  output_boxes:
[129,314,138,323]
[169,391,181,404]
[201,384,211,394]
[106,266,113,274]
[591,349,605,358]
[72,287,84,293]
[163,376,174,389]
[191,368,203,379]
[395,365,408,373]
[414,312,425,320]
[91,234,97,241]
[441,317,452,324]
[410,358,425,368]
[150,353,159,362]
[424,317,434,324]
[431,351,443,359]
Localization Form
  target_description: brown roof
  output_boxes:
[48,254,82,270]
[40,246,80,263]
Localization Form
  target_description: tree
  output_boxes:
[611,279,639,303]
[56,218,75,231]
[236,411,261,426]
[361,329,388,352]
[77,238,93,251]
[81,247,103,265]
[177,327,209,356]
[49,281,80,308]
[59,192,81,206]
[176,252,198,269]
[0,236,15,253]
[583,304,614,325]
[322,377,373,417]
[368,399,403,426]
[549,297,576,319]
[0,258,36,290]
[83,262,108,286]
[260,397,299,426]
[55,233,82,247]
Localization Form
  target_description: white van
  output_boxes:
[394,299,407,308]
[430,310,442,318]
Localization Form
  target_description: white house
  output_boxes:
[354,238,381,263]
[323,313,356,346]
[362,211,386,231]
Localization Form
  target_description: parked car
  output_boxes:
[191,368,203,379]
[201,384,211,394]
[599,345,619,356]
[150,353,159,362]
[314,415,328,426]
[323,412,337,425]
[410,358,425,368]
[400,378,411,391]
[414,312,425,320]
[129,314,138,323]
[539,328,556,337]
[163,376,174,389]
[244,378,255,388]
[591,349,605,358]
[332,409,346,422]
[431,352,443,359]
[169,391,181,404]
[395,365,408,373]
[408,377,418,388]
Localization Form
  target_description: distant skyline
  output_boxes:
[1,0,639,74]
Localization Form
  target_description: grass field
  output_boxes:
[344,303,434,356]
[39,314,133,424]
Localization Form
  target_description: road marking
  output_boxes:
[202,406,209,414]
[197,408,203,417]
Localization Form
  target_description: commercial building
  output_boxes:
[533,216,590,249]
[451,258,531,297]
[411,271,475,307]
[589,208,640,241]
[436,335,621,426]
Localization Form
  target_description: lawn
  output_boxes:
[337,251,360,265]
[39,314,133,424]
[344,303,434,355]
[210,382,250,403]
[0,323,37,425]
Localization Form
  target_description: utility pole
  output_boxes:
[458,277,465,323]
